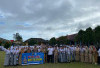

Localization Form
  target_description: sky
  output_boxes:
[0,0,100,41]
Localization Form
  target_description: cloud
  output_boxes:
[0,0,100,40]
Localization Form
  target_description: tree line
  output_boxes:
[0,25,100,48]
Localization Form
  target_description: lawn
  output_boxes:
[0,51,100,68]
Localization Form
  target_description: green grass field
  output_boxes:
[0,51,100,68]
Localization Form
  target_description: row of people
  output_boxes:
[2,45,100,66]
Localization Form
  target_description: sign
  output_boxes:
[22,52,44,65]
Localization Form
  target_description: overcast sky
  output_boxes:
[0,0,100,40]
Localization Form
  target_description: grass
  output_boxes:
[0,51,100,68]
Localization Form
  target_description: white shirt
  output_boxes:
[60,49,65,53]
[48,48,54,55]
[98,49,100,56]
[66,48,71,54]
[4,49,11,54]
[38,48,41,52]
[70,47,75,52]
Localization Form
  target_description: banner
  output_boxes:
[22,52,44,65]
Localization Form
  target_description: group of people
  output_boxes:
[1,44,100,66]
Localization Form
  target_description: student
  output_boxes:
[4,48,11,66]
[93,46,98,65]
[98,48,100,64]
[33,46,38,53]
[19,48,24,65]
[47,46,54,63]
[59,46,66,63]
[89,46,93,63]
[10,48,15,65]
[38,47,41,52]
[54,46,58,63]
[80,46,85,62]
[27,47,31,53]
[84,46,89,63]
[66,46,71,62]
[16,48,20,65]
[75,46,80,62]
[70,45,75,62]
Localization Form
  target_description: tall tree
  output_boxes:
[49,37,57,46]
[57,36,69,45]
[94,26,100,46]
[85,27,94,45]
[13,33,23,42]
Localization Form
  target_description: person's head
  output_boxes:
[55,46,57,49]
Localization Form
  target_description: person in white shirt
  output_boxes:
[4,48,11,66]
[47,46,54,63]
[59,46,66,62]
[38,47,41,52]
[98,48,100,64]
[10,47,15,65]
[66,46,71,62]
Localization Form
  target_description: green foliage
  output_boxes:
[57,36,69,45]
[94,26,100,44]
[13,33,23,42]
[49,37,57,46]
[4,41,11,49]
[28,39,37,45]
[75,26,100,46]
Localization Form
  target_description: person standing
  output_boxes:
[89,46,93,63]
[93,46,98,65]
[19,48,24,65]
[54,46,58,63]
[98,48,100,64]
[10,48,15,65]
[27,47,31,53]
[59,46,66,63]
[38,47,41,53]
[84,46,89,63]
[4,48,11,66]
[47,46,54,63]
[75,46,80,62]
[70,45,75,62]
[66,46,71,62]
[33,46,38,53]
[80,46,85,62]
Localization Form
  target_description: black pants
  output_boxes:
[98,56,100,64]
[47,55,53,63]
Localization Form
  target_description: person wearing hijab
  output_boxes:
[75,45,80,62]
[93,46,98,65]
[84,46,89,63]
[54,46,58,63]
[80,46,85,62]
[88,46,93,63]
[4,48,11,66]
[66,46,71,63]
[19,48,24,65]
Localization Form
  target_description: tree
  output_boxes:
[85,27,94,45]
[49,37,57,46]
[28,39,37,45]
[13,33,23,42]
[75,29,85,44]
[57,36,69,45]
[94,26,100,46]
[4,41,11,49]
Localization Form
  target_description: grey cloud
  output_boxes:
[0,0,100,40]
